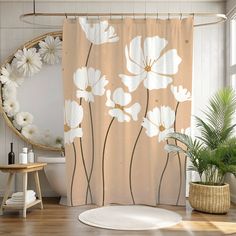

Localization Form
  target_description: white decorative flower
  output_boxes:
[12,119,21,130]
[106,88,141,122]
[119,36,182,92]
[2,83,17,100]
[39,36,62,64]
[3,98,20,117]
[54,136,64,148]
[64,100,83,144]
[74,67,108,102]
[0,63,24,87]
[21,124,39,140]
[14,112,34,128]
[142,106,175,142]
[181,127,191,136]
[41,129,53,145]
[171,85,191,102]
[13,47,42,77]
[79,17,119,45]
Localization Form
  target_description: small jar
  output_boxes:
[28,150,34,163]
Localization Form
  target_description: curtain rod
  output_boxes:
[20,12,227,28]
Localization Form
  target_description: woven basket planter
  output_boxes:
[189,182,231,214]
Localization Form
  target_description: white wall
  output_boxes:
[0,0,226,197]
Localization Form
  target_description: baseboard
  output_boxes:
[231,193,236,204]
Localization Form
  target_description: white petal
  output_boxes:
[124,103,141,121]
[88,67,101,86]
[119,73,145,92]
[142,118,159,137]
[65,100,83,128]
[92,75,108,96]
[147,107,161,126]
[160,106,175,129]
[144,72,172,90]
[73,67,88,90]
[76,90,94,102]
[152,49,182,75]
[112,88,131,106]
[64,127,83,144]
[143,36,167,62]
[158,128,174,142]
[106,90,115,107]
[109,109,130,122]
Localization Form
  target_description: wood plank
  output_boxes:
[0,198,236,236]
[2,200,41,209]
[0,163,47,170]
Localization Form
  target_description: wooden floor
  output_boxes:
[0,198,236,236]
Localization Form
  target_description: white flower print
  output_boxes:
[39,36,62,65]
[2,83,17,100]
[119,36,182,92]
[64,100,83,144]
[142,106,175,142]
[15,112,34,127]
[3,98,20,117]
[79,17,119,45]
[12,47,42,77]
[106,88,141,122]
[74,67,108,102]
[0,63,24,87]
[171,85,191,102]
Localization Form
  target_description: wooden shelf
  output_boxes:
[2,200,41,210]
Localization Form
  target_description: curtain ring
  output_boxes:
[193,13,195,20]
[145,11,147,20]
[86,13,88,20]
[180,13,183,20]
[156,12,159,20]
[133,11,135,20]
[65,13,68,19]
[168,13,170,20]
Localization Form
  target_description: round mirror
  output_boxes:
[0,31,64,151]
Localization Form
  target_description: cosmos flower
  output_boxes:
[13,47,42,77]
[39,36,62,64]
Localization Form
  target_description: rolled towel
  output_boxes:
[6,196,36,205]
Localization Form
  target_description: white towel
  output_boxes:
[12,190,35,198]
[6,196,36,205]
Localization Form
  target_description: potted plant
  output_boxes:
[165,88,236,214]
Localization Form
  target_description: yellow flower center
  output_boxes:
[29,130,34,135]
[159,125,165,132]
[64,124,71,132]
[144,65,152,72]
[86,86,92,92]
[115,104,124,111]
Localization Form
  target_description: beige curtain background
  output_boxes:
[62,17,193,207]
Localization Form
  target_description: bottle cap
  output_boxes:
[23,147,28,153]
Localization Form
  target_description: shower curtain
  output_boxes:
[62,17,193,207]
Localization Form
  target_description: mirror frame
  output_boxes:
[0,31,63,152]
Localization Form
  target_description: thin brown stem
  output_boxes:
[102,117,115,206]
[79,98,92,204]
[157,140,170,205]
[70,142,77,206]
[85,102,94,203]
[174,102,182,205]
[129,89,150,204]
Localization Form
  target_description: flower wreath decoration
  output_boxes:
[0,31,63,151]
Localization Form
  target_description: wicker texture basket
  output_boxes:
[189,182,230,214]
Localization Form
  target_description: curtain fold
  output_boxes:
[62,17,193,207]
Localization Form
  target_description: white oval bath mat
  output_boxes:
[78,205,182,230]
